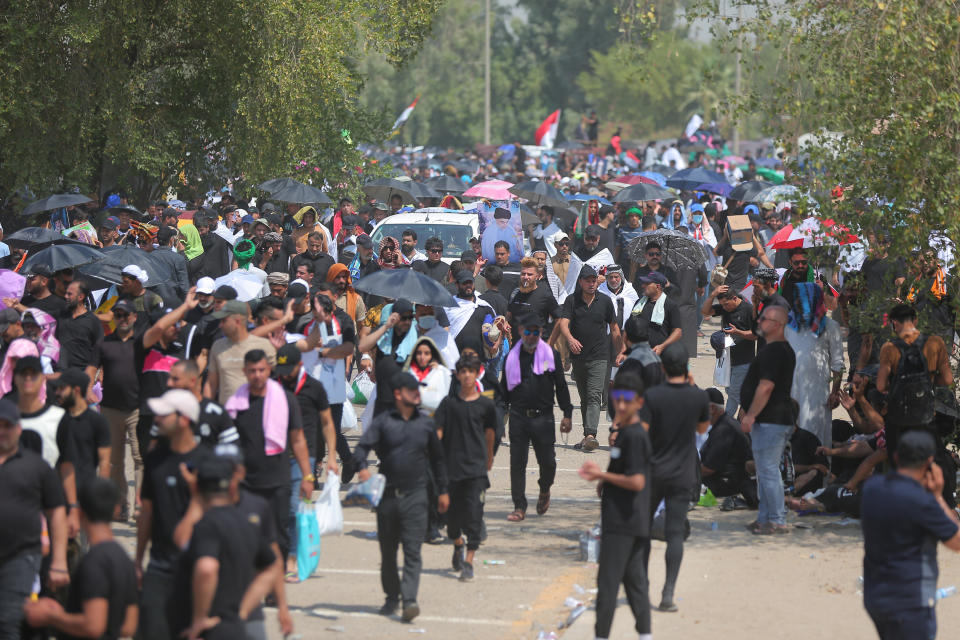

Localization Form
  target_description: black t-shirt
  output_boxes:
[373,328,411,416]
[142,443,208,567]
[134,331,186,415]
[149,399,237,448]
[633,263,681,298]
[235,389,304,489]
[740,341,796,425]
[0,447,65,565]
[286,372,329,458]
[56,309,104,371]
[631,295,682,348]
[434,394,497,483]
[561,292,615,361]
[413,259,450,284]
[717,247,755,292]
[94,332,139,411]
[507,284,560,342]
[601,422,651,536]
[184,307,221,354]
[700,414,749,482]
[56,408,110,487]
[790,428,826,467]
[23,293,67,317]
[479,289,508,318]
[644,382,709,488]
[710,300,757,365]
[63,540,137,640]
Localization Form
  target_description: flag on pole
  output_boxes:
[392,97,419,131]
[534,109,561,148]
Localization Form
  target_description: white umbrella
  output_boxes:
[213,271,264,302]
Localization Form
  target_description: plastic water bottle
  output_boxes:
[936,586,957,600]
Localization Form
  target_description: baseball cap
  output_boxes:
[195,277,216,295]
[690,203,705,213]
[14,356,43,375]
[211,299,249,319]
[455,270,475,284]
[355,235,373,249]
[0,398,20,424]
[146,389,200,423]
[578,265,597,279]
[460,250,477,262]
[28,264,53,278]
[518,312,544,328]
[261,202,277,213]
[240,215,255,225]
[196,455,235,493]
[0,308,20,333]
[99,217,118,230]
[391,370,425,391]
[705,387,725,405]
[393,299,414,316]
[112,299,136,314]
[638,271,668,286]
[214,285,238,300]
[275,343,302,377]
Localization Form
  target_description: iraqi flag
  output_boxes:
[392,96,419,131]
[534,109,561,148]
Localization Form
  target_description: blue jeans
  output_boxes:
[725,363,751,417]
[751,422,792,525]
[0,552,41,639]
[288,455,317,559]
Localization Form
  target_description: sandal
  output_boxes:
[506,509,526,522]
[285,570,299,583]
[536,492,551,516]
[745,521,762,533]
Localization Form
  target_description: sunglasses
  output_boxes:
[522,328,541,336]
[792,260,808,266]
[610,390,638,403]
[399,314,414,321]
[113,312,130,318]
[427,248,442,254]
[557,240,571,246]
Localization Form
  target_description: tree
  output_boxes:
[0,0,444,206]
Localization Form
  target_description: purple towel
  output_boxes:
[505,339,555,390]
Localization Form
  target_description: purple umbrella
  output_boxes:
[696,182,733,197]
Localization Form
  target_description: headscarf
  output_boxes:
[403,336,446,381]
[378,236,401,269]
[788,281,827,337]
[439,195,463,210]
[179,224,204,260]
[293,206,319,225]
[234,239,257,270]
[1,339,45,401]
[326,263,362,323]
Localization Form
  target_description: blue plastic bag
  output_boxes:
[296,501,321,582]
[342,473,386,508]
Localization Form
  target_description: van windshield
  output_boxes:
[371,223,472,259]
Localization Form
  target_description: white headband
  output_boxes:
[122,264,148,284]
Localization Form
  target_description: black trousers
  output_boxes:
[703,472,757,507]
[447,477,488,550]
[246,484,292,559]
[595,533,651,638]
[136,412,154,462]
[868,606,936,640]
[508,412,556,512]
[377,487,428,604]
[645,483,690,601]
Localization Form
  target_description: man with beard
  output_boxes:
[56,281,102,390]
[184,276,220,356]
[400,229,427,264]
[290,231,335,283]
[448,271,496,357]
[116,264,164,331]
[778,248,815,308]
[531,205,565,256]
[20,265,67,316]
[413,236,450,284]
[326,262,366,325]
[632,272,682,355]
[574,225,603,262]
[54,369,110,497]
[192,213,232,279]
[98,216,121,248]
[258,231,290,274]
[751,268,790,320]
[633,241,679,298]
[164,359,238,447]
[358,299,418,417]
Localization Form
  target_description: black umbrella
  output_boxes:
[6,227,81,250]
[612,183,675,203]
[263,179,332,205]
[626,229,708,270]
[665,167,728,191]
[424,175,466,194]
[22,243,105,274]
[96,245,173,285]
[728,180,774,202]
[256,177,299,192]
[406,180,442,200]
[22,194,92,217]
[362,178,418,205]
[508,180,567,207]
[352,269,457,307]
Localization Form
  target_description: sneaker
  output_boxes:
[658,598,678,612]
[582,435,599,452]
[459,561,475,582]
[402,601,420,622]
[452,545,464,572]
[379,599,399,616]
[731,496,750,511]
[425,528,445,545]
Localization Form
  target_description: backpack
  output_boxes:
[885,334,936,428]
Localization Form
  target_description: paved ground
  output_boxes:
[114,321,960,639]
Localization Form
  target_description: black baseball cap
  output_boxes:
[638,271,668,286]
[460,250,477,262]
[355,235,373,249]
[455,270,475,284]
[14,356,43,375]
[28,264,53,278]
[391,370,425,391]
[113,299,136,314]
[518,312,544,328]
[197,455,235,493]
[275,343,302,377]
[578,265,597,279]
[393,299,414,316]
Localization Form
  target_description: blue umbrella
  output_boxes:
[695,182,733,197]
[638,171,667,187]
[665,167,728,191]
[565,193,611,205]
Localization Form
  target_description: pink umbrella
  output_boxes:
[462,180,517,200]
[767,217,860,249]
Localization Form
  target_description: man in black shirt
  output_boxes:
[358,299,417,417]
[557,265,621,451]
[633,241,680,297]
[701,388,755,510]
[702,284,757,416]
[478,264,508,317]
[740,305,796,534]
[18,265,67,317]
[56,280,102,390]
[506,258,560,344]
[352,371,449,622]
[433,355,497,582]
[0,398,69,634]
[137,388,206,640]
[574,224,603,261]
[643,343,709,612]
[616,316,664,417]
[632,271,682,353]
[23,478,138,639]
[502,314,573,521]
[54,369,110,502]
[412,236,450,284]
[579,370,652,640]
[289,231,336,283]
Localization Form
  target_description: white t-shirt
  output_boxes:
[21,404,66,468]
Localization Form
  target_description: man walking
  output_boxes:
[502,314,572,521]
[632,271,682,354]
[351,371,449,622]
[740,305,796,535]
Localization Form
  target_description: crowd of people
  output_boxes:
[0,137,958,640]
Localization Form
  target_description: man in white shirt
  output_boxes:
[531,205,565,257]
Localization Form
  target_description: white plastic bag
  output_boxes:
[713,346,731,388]
[350,371,375,404]
[341,400,358,433]
[315,471,344,536]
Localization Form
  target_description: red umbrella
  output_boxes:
[604,174,659,192]
[767,217,860,250]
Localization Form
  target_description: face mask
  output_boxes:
[692,214,703,224]
[418,315,437,330]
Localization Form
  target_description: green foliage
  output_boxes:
[0,0,443,205]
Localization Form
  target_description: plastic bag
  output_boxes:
[296,501,321,581]
[713,346,731,387]
[315,471,344,536]
[350,371,375,404]
[342,473,386,508]
[341,400,358,433]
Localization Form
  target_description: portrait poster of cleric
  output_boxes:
[479,201,524,263]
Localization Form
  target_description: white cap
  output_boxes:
[196,277,216,295]
[290,278,310,290]
[121,264,148,284]
[147,389,200,423]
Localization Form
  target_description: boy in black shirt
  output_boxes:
[24,478,138,640]
[579,370,652,640]
[433,355,497,582]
